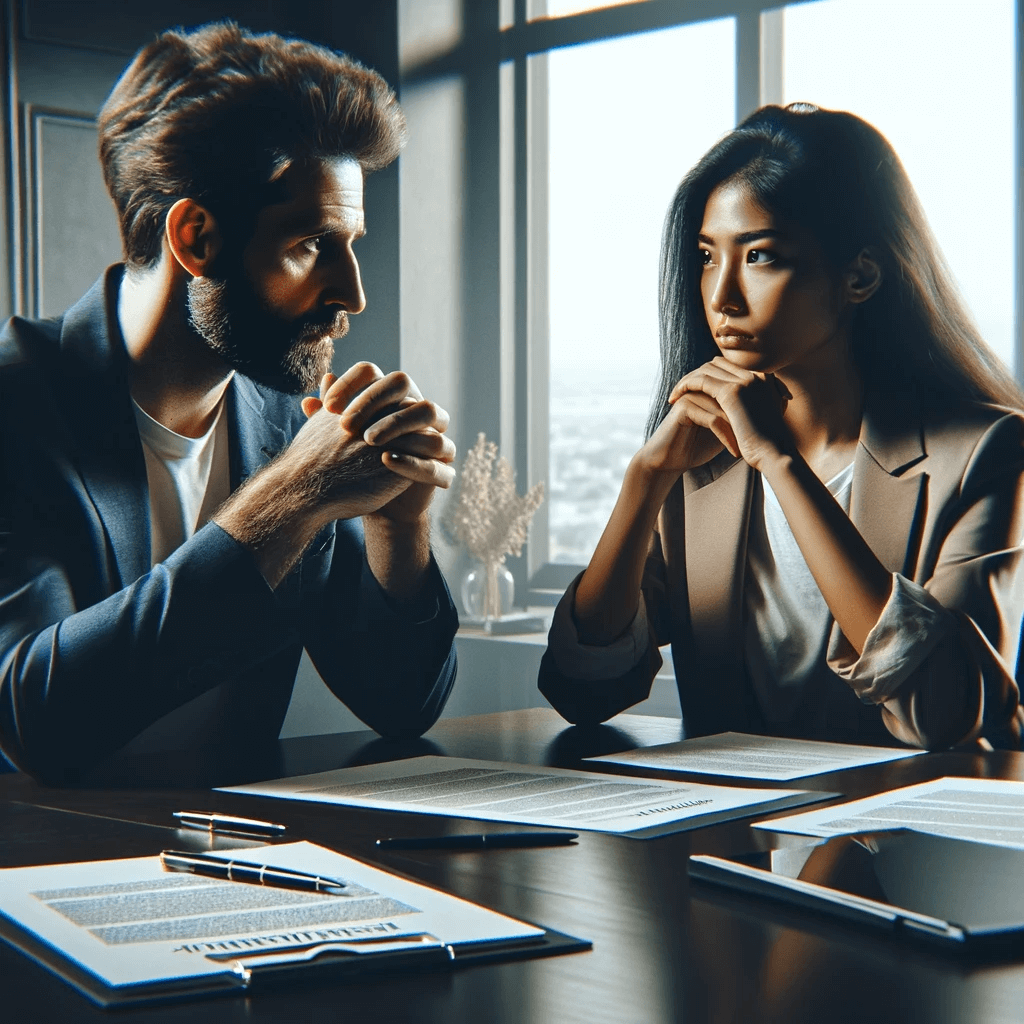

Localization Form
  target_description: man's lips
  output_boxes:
[298,310,349,342]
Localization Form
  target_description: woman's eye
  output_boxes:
[747,248,776,265]
[700,249,713,266]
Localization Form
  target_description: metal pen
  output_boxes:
[173,810,287,838]
[160,850,350,896]
[375,832,579,851]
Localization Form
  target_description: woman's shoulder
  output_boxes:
[918,401,1024,491]
[921,399,1024,449]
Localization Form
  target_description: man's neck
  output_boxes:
[118,261,234,438]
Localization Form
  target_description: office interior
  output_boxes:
[1,0,1022,737]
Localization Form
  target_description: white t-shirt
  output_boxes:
[743,462,853,722]
[132,398,231,566]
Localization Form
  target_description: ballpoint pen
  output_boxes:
[375,832,579,851]
[173,811,287,838]
[160,850,350,895]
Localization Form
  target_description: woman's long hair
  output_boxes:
[647,103,1024,438]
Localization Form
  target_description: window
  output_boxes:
[545,20,736,564]
[506,0,1023,598]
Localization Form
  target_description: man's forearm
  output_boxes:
[212,459,327,590]
[212,423,404,590]
[362,513,432,603]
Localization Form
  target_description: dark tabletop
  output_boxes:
[3,709,1023,1024]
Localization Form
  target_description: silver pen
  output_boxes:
[173,810,287,838]
[160,850,350,896]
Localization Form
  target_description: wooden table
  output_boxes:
[3,709,1024,1024]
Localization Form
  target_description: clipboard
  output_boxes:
[0,908,589,1008]
[688,829,1024,952]
[0,842,591,1008]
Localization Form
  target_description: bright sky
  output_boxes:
[545,0,1017,381]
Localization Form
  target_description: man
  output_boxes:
[0,23,459,783]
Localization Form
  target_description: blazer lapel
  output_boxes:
[852,391,928,576]
[228,374,288,488]
[59,267,151,590]
[678,453,759,732]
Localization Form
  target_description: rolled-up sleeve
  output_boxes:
[830,573,956,702]
[828,411,1024,750]
[539,534,668,725]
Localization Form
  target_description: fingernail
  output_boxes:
[387,451,401,461]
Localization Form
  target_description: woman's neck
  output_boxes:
[776,339,863,482]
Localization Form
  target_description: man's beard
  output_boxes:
[186,267,348,394]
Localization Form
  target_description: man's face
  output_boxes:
[187,157,367,394]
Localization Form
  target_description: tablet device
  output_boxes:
[689,829,1024,949]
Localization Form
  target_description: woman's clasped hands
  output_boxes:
[641,355,794,476]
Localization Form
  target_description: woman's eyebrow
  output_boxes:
[698,228,787,245]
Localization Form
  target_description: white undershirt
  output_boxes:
[743,462,855,721]
[132,398,231,566]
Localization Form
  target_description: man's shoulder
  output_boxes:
[0,312,64,373]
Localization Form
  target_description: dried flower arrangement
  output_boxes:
[442,433,544,619]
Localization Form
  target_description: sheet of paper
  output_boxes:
[754,777,1024,849]
[218,755,824,836]
[0,841,542,994]
[586,732,923,781]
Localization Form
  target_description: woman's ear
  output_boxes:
[164,198,222,278]
[843,248,882,304]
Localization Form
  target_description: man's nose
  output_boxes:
[325,248,366,315]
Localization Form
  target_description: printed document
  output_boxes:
[587,732,922,781]
[219,755,824,836]
[0,841,542,997]
[754,777,1024,849]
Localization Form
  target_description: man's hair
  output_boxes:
[97,21,406,269]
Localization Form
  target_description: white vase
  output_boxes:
[461,559,515,620]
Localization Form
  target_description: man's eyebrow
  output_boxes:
[279,212,364,238]
[698,228,787,245]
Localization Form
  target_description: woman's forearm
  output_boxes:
[761,453,892,654]
[573,457,680,645]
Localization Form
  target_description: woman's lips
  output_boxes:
[716,329,756,349]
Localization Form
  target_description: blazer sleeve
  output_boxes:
[296,519,459,739]
[827,411,1024,749]
[538,530,669,725]
[0,516,308,783]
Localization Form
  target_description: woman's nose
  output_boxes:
[709,261,745,317]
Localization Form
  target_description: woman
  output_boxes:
[540,103,1024,749]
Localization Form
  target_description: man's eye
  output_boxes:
[747,248,776,265]
[302,237,322,254]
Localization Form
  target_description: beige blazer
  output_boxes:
[540,393,1024,748]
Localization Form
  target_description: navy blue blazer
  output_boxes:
[0,267,458,782]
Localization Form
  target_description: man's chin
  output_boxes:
[227,338,333,395]
[281,336,336,394]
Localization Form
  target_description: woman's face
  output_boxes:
[698,180,850,376]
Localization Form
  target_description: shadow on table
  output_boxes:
[545,723,644,767]
[80,731,449,790]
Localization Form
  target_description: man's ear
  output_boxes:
[843,248,882,305]
[164,198,222,278]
